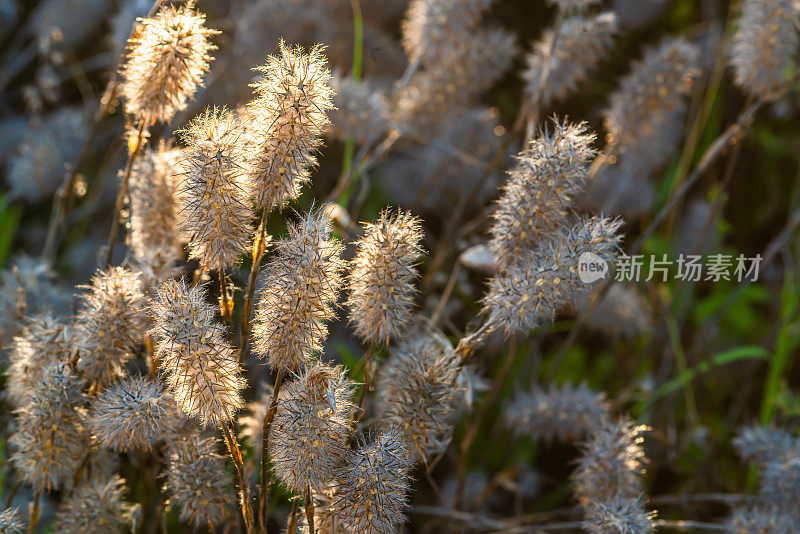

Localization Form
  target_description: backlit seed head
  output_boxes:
[269,362,356,492]
[164,433,233,528]
[376,329,463,462]
[252,208,346,371]
[53,474,138,534]
[0,508,24,534]
[176,107,254,270]
[120,3,217,122]
[149,279,219,352]
[75,267,148,387]
[88,376,174,452]
[583,496,655,534]
[347,209,425,345]
[330,74,391,144]
[248,41,333,210]
[333,427,412,534]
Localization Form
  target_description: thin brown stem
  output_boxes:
[286,498,299,534]
[218,269,232,327]
[27,491,41,534]
[221,422,254,534]
[258,367,286,530]
[240,211,270,363]
[354,343,377,423]
[304,487,316,534]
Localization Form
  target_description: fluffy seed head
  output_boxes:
[75,267,148,387]
[730,0,800,100]
[248,41,333,210]
[252,208,346,370]
[0,508,24,534]
[128,144,183,281]
[53,475,138,534]
[488,120,597,267]
[269,362,356,493]
[164,433,233,528]
[524,13,617,107]
[88,376,173,452]
[176,107,254,270]
[485,216,623,335]
[573,419,648,504]
[505,383,611,442]
[604,37,700,149]
[726,505,796,533]
[734,425,799,465]
[149,278,219,351]
[347,209,425,345]
[376,330,463,462]
[333,427,412,534]
[330,74,391,144]
[583,497,654,534]
[120,3,216,122]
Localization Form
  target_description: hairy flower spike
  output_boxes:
[488,120,597,266]
[376,330,463,461]
[524,13,617,107]
[248,41,333,210]
[88,376,173,452]
[129,144,183,281]
[347,209,425,345]
[252,208,346,370]
[485,216,623,335]
[75,267,148,387]
[120,3,217,122]
[505,383,611,443]
[53,474,138,533]
[269,362,356,493]
[726,505,796,533]
[583,497,654,534]
[730,0,800,100]
[333,427,412,534]
[150,280,245,428]
[176,107,254,270]
[604,37,700,149]
[0,508,24,534]
[164,433,233,527]
[330,74,391,144]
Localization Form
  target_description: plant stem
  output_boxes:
[304,487,316,534]
[27,491,41,534]
[218,269,232,327]
[221,422,254,533]
[354,343,376,423]
[258,367,286,529]
[240,211,270,363]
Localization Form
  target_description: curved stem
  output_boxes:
[221,422,254,533]
[258,367,286,529]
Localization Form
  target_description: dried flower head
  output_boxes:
[330,74,391,144]
[573,419,648,504]
[376,330,463,462]
[583,496,654,534]
[604,37,700,148]
[6,313,75,407]
[524,13,617,107]
[347,209,425,345]
[164,433,233,528]
[730,0,800,100]
[726,505,796,533]
[120,3,217,122]
[733,425,799,465]
[248,41,333,210]
[333,427,412,534]
[88,376,173,452]
[488,120,597,267]
[0,508,24,534]
[150,280,245,428]
[9,363,89,492]
[176,107,254,271]
[270,362,356,493]
[129,144,183,281]
[484,216,623,335]
[53,474,138,534]
[75,267,148,387]
[505,383,611,442]
[252,208,346,370]
[401,0,494,68]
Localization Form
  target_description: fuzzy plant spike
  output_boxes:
[128,144,183,281]
[732,425,799,465]
[252,208,346,370]
[730,0,800,100]
[376,330,464,462]
[333,427,412,534]
[176,107,254,271]
[484,216,623,335]
[488,120,598,267]
[53,474,138,533]
[9,363,89,493]
[347,209,425,345]
[269,362,356,493]
[725,505,797,533]
[87,376,173,452]
[0,508,24,534]
[583,496,654,534]
[330,74,391,144]
[75,267,149,387]
[164,433,233,528]
[119,3,217,122]
[248,41,333,210]
[150,280,245,428]
[505,383,611,443]
[523,12,617,108]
